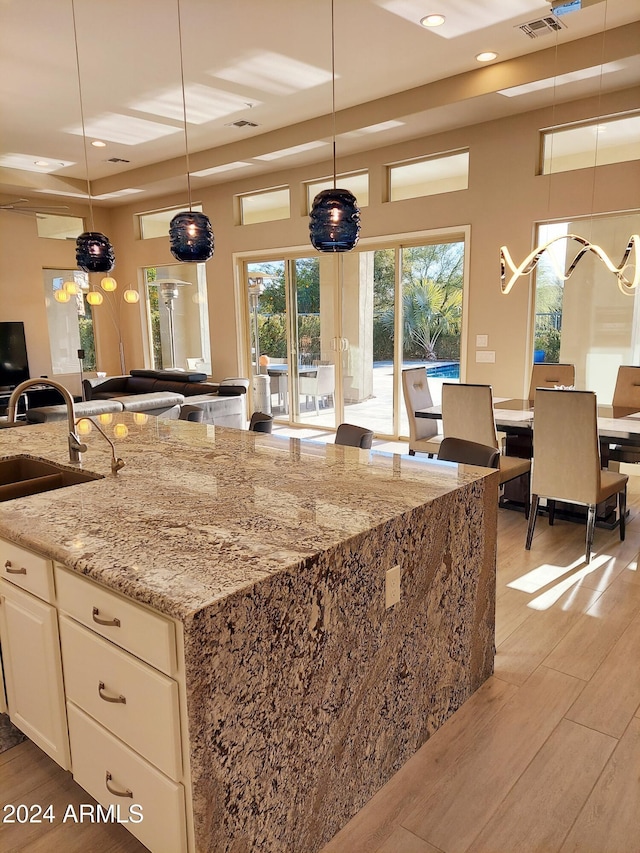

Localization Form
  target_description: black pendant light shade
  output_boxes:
[169,211,214,263]
[309,188,361,252]
[76,231,115,273]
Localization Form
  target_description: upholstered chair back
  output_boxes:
[528,363,575,401]
[531,389,601,506]
[335,423,374,449]
[401,368,438,442]
[441,383,499,449]
[437,437,500,468]
[612,365,640,409]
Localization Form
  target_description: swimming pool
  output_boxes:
[426,362,460,379]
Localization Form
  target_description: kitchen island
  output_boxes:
[0,415,498,853]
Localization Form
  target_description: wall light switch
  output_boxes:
[385,565,401,609]
[476,334,488,348]
[476,350,496,363]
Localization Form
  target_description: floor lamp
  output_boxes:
[158,279,191,369]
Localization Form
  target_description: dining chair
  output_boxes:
[611,364,640,410]
[249,411,273,433]
[299,364,335,415]
[528,363,575,401]
[335,423,374,449]
[401,367,443,457]
[437,437,500,469]
[525,388,628,564]
[608,365,640,465]
[441,382,531,513]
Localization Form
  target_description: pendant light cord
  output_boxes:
[70,0,94,231]
[176,0,192,211]
[589,0,608,241]
[331,0,336,190]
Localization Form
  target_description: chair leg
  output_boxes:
[585,504,596,564]
[408,449,416,456]
[548,499,556,526]
[618,487,627,541]
[525,494,540,550]
[524,471,531,520]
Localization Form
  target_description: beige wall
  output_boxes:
[1,85,638,399]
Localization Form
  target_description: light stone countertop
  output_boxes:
[0,415,492,620]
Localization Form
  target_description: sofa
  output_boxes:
[26,370,247,429]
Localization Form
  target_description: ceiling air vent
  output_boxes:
[226,120,259,128]
[107,157,130,163]
[518,15,566,38]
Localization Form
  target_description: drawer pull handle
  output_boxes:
[98,681,127,704]
[105,771,133,799]
[4,560,26,575]
[92,607,120,627]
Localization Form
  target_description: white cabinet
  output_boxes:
[67,704,187,853]
[59,615,183,780]
[0,577,70,769]
[55,565,190,853]
[0,540,191,853]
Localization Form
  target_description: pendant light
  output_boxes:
[169,0,214,263]
[500,0,638,297]
[71,0,115,274]
[309,0,360,253]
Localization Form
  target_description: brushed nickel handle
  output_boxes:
[98,681,126,704]
[4,560,26,575]
[92,606,120,627]
[105,771,133,798]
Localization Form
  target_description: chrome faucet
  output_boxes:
[78,417,125,475]
[7,378,85,464]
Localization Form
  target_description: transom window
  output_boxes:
[138,205,203,239]
[541,113,640,174]
[388,150,469,202]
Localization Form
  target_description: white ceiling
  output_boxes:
[0,0,638,207]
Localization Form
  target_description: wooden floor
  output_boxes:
[2,478,640,853]
[322,478,640,853]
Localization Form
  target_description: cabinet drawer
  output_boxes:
[0,539,54,602]
[60,616,182,781]
[55,565,176,675]
[67,704,187,853]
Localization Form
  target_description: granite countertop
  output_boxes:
[0,415,493,620]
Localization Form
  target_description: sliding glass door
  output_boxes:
[246,256,339,429]
[243,231,466,438]
[337,239,465,438]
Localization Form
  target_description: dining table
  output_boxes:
[265,363,319,414]
[416,398,640,448]
[416,397,640,526]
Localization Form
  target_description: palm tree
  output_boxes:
[378,279,462,361]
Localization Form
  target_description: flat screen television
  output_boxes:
[0,321,30,390]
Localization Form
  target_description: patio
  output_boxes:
[271,361,459,448]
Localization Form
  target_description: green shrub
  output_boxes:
[534,328,561,363]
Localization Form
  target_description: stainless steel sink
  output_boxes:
[0,456,103,502]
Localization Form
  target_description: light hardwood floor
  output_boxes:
[2,479,639,853]
[322,479,640,853]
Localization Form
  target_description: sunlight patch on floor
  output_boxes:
[525,554,611,610]
[508,556,588,593]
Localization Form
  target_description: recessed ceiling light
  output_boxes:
[476,51,498,62]
[420,14,445,27]
[91,140,107,148]
[34,160,49,167]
